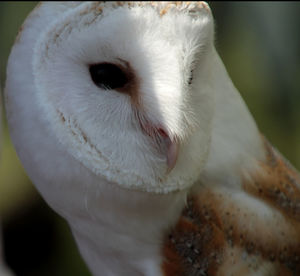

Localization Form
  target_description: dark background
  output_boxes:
[0,2,300,275]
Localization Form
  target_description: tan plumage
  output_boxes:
[162,137,300,275]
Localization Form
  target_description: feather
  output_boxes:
[162,136,300,275]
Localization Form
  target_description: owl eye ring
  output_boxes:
[89,63,129,90]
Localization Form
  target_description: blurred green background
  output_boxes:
[0,2,299,276]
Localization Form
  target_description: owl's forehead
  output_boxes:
[83,2,210,49]
[87,1,210,17]
[36,1,213,68]
[60,1,211,35]
[87,1,211,33]
[95,4,207,43]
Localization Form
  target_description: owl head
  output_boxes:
[6,2,215,194]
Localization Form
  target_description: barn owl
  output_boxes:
[4,2,300,276]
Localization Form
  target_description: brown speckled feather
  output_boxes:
[162,136,300,276]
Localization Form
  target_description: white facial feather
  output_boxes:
[30,2,215,193]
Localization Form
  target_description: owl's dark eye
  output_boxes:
[89,63,128,90]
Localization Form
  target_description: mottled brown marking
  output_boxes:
[198,2,211,12]
[160,4,172,16]
[162,197,225,276]
[15,25,24,44]
[244,136,300,221]
[57,109,66,123]
[163,136,300,275]
[103,1,210,16]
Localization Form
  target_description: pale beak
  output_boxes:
[165,136,179,173]
[140,120,179,173]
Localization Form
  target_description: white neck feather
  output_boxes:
[67,182,187,276]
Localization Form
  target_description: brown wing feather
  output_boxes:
[162,136,300,276]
